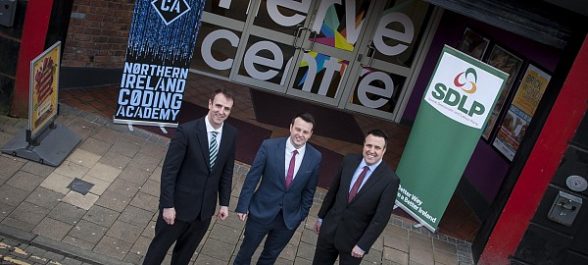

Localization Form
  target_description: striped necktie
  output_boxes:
[209,131,218,168]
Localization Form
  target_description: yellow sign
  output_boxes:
[511,64,550,116]
[29,42,61,139]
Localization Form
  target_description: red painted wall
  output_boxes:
[479,34,588,264]
[10,0,55,117]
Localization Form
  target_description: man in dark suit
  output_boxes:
[143,89,237,265]
[234,113,322,265]
[313,129,400,265]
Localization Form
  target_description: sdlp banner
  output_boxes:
[395,46,508,231]
[114,0,206,127]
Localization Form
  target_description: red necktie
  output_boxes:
[349,166,369,202]
[285,150,298,189]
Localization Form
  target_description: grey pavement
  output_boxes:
[0,105,474,265]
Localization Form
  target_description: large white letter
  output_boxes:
[357,70,394,109]
[243,41,283,81]
[300,53,318,92]
[312,0,340,33]
[373,12,414,56]
[266,0,311,27]
[201,29,239,70]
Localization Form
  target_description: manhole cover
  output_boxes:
[67,178,94,195]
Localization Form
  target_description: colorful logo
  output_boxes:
[453,68,477,94]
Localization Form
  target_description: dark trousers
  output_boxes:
[142,213,211,265]
[234,211,296,265]
[312,228,362,265]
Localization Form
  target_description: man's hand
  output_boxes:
[314,219,322,234]
[236,212,248,221]
[162,207,176,225]
[351,245,365,258]
[217,206,229,220]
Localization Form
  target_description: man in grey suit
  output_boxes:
[313,129,400,265]
[143,89,237,265]
[234,113,322,265]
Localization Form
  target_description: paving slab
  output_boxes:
[67,219,108,244]
[62,190,100,210]
[33,217,73,241]
[82,205,120,227]
[6,171,44,192]
[0,184,30,207]
[118,205,154,228]
[48,202,86,225]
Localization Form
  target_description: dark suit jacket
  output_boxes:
[318,154,400,252]
[236,137,322,230]
[159,117,237,222]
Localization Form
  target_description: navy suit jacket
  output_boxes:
[318,154,400,252]
[236,137,322,229]
[159,118,237,222]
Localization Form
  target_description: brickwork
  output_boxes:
[62,0,133,68]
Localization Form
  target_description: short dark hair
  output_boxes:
[211,88,234,102]
[365,129,388,147]
[292,113,316,128]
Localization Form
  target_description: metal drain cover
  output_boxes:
[68,178,94,195]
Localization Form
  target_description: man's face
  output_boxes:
[207,93,233,128]
[289,117,314,149]
[363,134,386,165]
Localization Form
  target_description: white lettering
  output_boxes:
[357,70,394,109]
[243,41,283,81]
[201,29,239,70]
[373,12,414,56]
[267,0,311,27]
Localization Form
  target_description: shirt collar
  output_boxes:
[360,158,382,172]
[286,137,306,156]
[204,114,223,134]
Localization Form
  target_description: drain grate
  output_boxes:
[67,178,94,195]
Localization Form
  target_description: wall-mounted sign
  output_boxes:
[493,64,550,161]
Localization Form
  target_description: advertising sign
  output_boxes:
[493,64,550,160]
[29,41,61,139]
[114,0,206,127]
[395,46,507,231]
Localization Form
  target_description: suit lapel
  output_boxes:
[291,144,313,187]
[195,119,210,170]
[344,157,363,202]
[352,163,384,201]
[278,139,287,187]
[216,125,232,169]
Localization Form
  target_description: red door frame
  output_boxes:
[10,0,55,117]
[479,35,588,264]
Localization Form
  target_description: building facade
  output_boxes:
[2,0,587,264]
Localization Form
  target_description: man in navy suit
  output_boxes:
[143,89,237,265]
[234,113,322,265]
[313,129,400,265]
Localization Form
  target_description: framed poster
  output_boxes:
[458,28,489,60]
[481,45,523,140]
[493,64,551,160]
[29,41,61,140]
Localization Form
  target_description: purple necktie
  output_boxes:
[285,150,298,189]
[349,166,369,202]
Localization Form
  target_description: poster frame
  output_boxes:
[28,41,61,142]
[492,63,551,161]
[481,45,524,140]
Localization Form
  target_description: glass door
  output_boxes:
[286,0,381,106]
[341,0,436,121]
[231,0,316,93]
